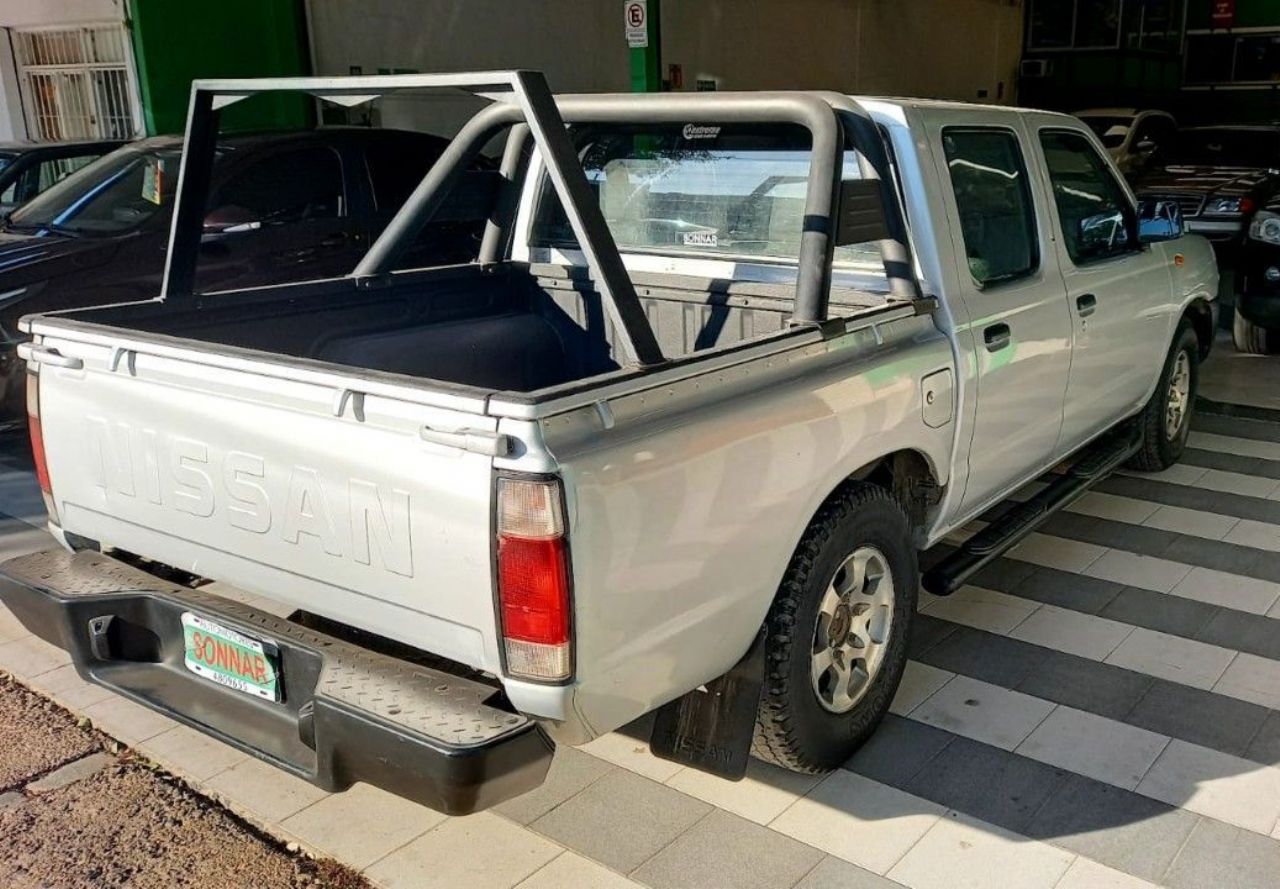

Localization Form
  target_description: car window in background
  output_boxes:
[364,139,446,211]
[36,153,102,191]
[941,128,1039,286]
[1081,116,1132,149]
[8,147,183,235]
[209,147,344,225]
[1164,129,1280,168]
[1131,116,1175,152]
[1040,130,1136,264]
[532,123,887,277]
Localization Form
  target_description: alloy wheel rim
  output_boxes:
[810,545,895,714]
[1165,350,1191,441]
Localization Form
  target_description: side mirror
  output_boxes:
[203,205,262,238]
[1134,139,1157,154]
[1138,199,1184,243]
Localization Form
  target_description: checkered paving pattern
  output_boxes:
[4,347,1280,888]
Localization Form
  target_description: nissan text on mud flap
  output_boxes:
[1,72,1217,814]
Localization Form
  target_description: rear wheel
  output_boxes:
[1233,310,1274,355]
[753,483,917,773]
[1129,322,1199,472]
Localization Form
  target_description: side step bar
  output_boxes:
[922,425,1142,597]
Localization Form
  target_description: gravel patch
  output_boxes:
[0,674,369,888]
[0,673,100,792]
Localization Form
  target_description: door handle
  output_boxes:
[983,323,1011,353]
[1077,293,1098,317]
[16,343,83,370]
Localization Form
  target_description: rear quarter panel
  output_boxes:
[538,315,954,737]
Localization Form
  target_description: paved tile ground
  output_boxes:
[4,340,1280,887]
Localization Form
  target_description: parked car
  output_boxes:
[0,139,124,215]
[1233,193,1280,353]
[0,74,1217,815]
[1133,124,1280,254]
[1076,108,1176,178]
[0,126,471,426]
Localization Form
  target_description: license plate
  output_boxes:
[181,612,280,701]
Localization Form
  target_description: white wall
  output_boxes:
[306,0,1025,134]
[664,0,1024,103]
[0,0,128,141]
[0,0,123,29]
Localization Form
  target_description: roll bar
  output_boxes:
[162,71,921,369]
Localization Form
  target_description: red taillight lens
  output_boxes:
[498,537,570,644]
[496,477,572,681]
[1242,197,1258,216]
[25,370,56,520]
[29,415,50,496]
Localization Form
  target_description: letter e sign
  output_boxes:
[625,0,648,48]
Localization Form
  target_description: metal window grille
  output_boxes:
[12,24,141,141]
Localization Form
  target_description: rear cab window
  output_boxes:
[530,123,890,291]
[940,127,1040,287]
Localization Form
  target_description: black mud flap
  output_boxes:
[649,630,765,780]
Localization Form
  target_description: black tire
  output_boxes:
[1233,310,1272,355]
[1129,322,1199,472]
[752,483,917,773]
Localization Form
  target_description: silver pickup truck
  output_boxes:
[0,73,1217,814]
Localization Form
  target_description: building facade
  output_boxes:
[1020,0,1280,121]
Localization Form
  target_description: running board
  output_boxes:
[922,425,1142,597]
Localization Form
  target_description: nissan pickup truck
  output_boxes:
[0,73,1217,815]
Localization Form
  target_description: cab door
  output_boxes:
[1028,121,1174,453]
[926,116,1075,515]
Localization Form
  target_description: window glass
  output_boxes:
[365,139,442,212]
[1029,0,1074,49]
[1040,130,1135,265]
[1132,116,1175,150]
[1081,115,1132,149]
[532,123,885,275]
[942,129,1039,287]
[36,153,99,191]
[1074,0,1121,47]
[210,147,343,225]
[1235,35,1280,83]
[8,147,182,235]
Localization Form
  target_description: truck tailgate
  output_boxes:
[31,331,503,672]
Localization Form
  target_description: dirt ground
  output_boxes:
[0,675,370,889]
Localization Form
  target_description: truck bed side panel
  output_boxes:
[540,314,954,736]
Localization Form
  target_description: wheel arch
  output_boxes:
[1182,298,1215,359]
[824,448,944,540]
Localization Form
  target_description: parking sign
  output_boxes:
[625,0,648,48]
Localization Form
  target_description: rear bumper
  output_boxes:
[0,548,553,815]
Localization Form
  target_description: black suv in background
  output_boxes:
[1134,125,1280,253]
[0,127,472,424]
[1133,125,1280,353]
[0,139,124,215]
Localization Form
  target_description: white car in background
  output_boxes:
[1077,108,1177,177]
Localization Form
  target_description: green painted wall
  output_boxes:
[128,0,312,136]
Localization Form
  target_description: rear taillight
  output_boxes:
[496,476,571,681]
[25,369,57,521]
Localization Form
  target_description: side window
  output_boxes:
[1040,130,1136,265]
[364,140,441,213]
[941,128,1039,287]
[36,154,99,192]
[210,147,344,225]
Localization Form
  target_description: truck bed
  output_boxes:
[52,261,896,398]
